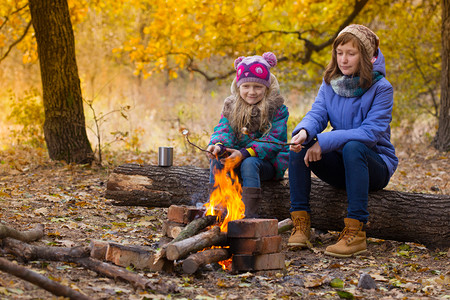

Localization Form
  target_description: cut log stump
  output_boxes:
[105,164,450,248]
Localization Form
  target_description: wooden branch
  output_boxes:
[0,257,90,300]
[2,237,90,261]
[74,257,175,292]
[182,248,230,274]
[0,224,44,242]
[166,226,227,261]
[105,164,450,248]
[0,21,32,63]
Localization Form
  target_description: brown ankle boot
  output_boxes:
[241,187,261,218]
[324,218,367,258]
[287,211,311,247]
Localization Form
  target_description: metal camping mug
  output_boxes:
[158,147,173,167]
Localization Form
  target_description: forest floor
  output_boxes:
[0,139,449,299]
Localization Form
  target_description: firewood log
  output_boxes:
[182,248,230,274]
[166,226,227,261]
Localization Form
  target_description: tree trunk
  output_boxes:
[29,0,94,164]
[105,164,450,248]
[434,0,450,151]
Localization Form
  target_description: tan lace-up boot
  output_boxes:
[324,218,367,258]
[287,211,311,247]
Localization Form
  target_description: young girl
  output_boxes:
[288,25,398,257]
[206,52,289,218]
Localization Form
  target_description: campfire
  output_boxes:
[158,157,285,274]
[204,156,245,232]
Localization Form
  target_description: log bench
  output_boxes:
[105,164,450,248]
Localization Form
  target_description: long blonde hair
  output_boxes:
[228,82,272,137]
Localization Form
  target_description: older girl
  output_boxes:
[288,25,398,257]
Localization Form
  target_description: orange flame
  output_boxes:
[204,156,245,232]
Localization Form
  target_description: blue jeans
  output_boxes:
[209,157,275,188]
[289,140,389,223]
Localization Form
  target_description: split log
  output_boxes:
[105,164,450,248]
[278,218,293,234]
[182,248,230,274]
[166,226,227,261]
[171,215,217,244]
[0,224,44,242]
[1,238,178,294]
[0,257,90,300]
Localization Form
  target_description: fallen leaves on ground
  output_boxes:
[0,142,448,299]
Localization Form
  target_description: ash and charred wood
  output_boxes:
[0,224,44,242]
[0,257,90,300]
[2,237,90,262]
[182,248,230,274]
[105,164,450,248]
[166,226,227,261]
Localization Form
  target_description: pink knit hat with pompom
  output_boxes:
[234,52,277,88]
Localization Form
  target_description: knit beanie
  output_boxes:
[234,52,277,88]
[338,24,380,57]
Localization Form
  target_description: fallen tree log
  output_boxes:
[105,164,450,248]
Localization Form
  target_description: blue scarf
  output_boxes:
[331,71,384,97]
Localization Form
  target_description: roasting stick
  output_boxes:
[241,127,299,146]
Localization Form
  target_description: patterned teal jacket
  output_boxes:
[209,75,289,180]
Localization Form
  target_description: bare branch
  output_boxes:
[0,21,32,63]
[0,3,29,31]
[179,0,370,81]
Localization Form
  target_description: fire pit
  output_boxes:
[162,205,285,274]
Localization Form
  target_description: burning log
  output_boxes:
[166,226,227,261]
[182,248,231,274]
[0,257,90,300]
[105,164,450,248]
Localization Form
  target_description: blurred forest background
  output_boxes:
[0,0,447,169]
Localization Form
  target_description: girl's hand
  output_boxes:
[304,141,322,167]
[221,148,243,165]
[206,145,221,160]
[290,129,307,152]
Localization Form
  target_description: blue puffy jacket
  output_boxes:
[292,49,398,178]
